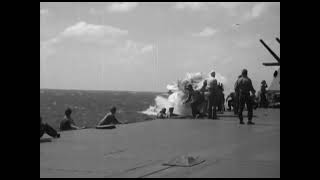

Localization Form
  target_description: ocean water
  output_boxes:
[40,89,162,129]
[40,73,229,130]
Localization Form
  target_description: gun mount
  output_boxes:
[260,38,280,66]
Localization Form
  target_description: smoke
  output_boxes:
[141,71,227,116]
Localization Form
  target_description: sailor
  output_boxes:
[206,71,219,119]
[260,80,268,108]
[60,108,85,131]
[226,92,236,111]
[217,83,225,113]
[199,80,208,116]
[183,84,203,118]
[97,106,122,127]
[41,116,60,138]
[251,93,259,110]
[235,69,256,125]
[234,75,242,115]
[157,108,167,119]
[167,107,179,118]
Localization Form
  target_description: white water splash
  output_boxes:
[141,71,227,116]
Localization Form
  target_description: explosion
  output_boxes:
[141,71,227,116]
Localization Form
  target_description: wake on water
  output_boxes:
[141,71,227,116]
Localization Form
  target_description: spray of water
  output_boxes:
[141,71,227,116]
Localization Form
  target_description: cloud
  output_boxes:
[61,21,128,40]
[107,2,138,13]
[40,22,129,60]
[252,3,267,18]
[243,3,268,21]
[192,27,218,37]
[41,22,153,66]
[40,9,49,16]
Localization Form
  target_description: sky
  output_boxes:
[40,2,280,93]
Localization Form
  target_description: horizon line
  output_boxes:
[40,88,166,93]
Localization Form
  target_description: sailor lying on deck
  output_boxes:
[96,106,122,129]
[41,116,60,138]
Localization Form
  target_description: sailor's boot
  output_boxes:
[247,120,255,125]
[239,114,244,125]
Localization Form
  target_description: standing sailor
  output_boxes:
[183,84,203,118]
[207,71,219,119]
[235,69,256,125]
[234,75,242,115]
[260,80,268,108]
[199,80,208,116]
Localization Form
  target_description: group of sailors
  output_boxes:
[40,106,122,139]
[157,69,269,125]
[41,68,269,139]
